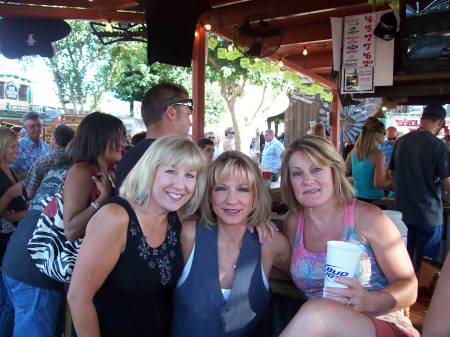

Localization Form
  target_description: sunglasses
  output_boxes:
[171,98,194,111]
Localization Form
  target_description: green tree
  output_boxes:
[47,20,122,114]
[109,42,227,125]
[206,35,334,152]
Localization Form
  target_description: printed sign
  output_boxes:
[4,82,19,100]
[341,13,375,94]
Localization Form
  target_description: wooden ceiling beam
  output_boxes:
[306,67,333,74]
[209,0,252,9]
[0,4,145,22]
[211,0,369,27]
[281,22,331,46]
[0,0,139,9]
[280,57,336,90]
[284,52,333,70]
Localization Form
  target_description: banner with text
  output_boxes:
[341,12,375,94]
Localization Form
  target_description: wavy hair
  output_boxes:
[354,117,385,160]
[281,135,354,210]
[0,127,18,162]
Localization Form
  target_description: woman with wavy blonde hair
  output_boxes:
[280,135,418,337]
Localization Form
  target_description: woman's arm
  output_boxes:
[3,209,27,223]
[63,164,111,241]
[67,204,128,337]
[422,252,450,337]
[326,202,416,313]
[281,210,298,248]
[0,181,23,215]
[266,231,291,275]
[351,202,416,313]
[372,151,392,189]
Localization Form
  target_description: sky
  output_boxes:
[0,55,60,107]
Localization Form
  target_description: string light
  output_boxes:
[203,23,212,31]
[302,46,308,56]
[105,20,113,32]
[277,60,284,67]
[228,44,233,52]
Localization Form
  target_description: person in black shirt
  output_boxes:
[389,104,450,269]
[115,82,194,191]
[68,135,207,337]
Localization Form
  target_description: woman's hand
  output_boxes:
[6,181,23,199]
[93,172,113,204]
[324,277,374,313]
[250,221,279,245]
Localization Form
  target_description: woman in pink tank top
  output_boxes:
[279,136,419,337]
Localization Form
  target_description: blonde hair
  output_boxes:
[0,127,18,162]
[281,135,354,210]
[201,151,272,228]
[120,135,207,216]
[354,117,385,160]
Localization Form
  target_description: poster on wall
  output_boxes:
[341,12,375,94]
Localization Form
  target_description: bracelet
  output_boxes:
[90,201,100,211]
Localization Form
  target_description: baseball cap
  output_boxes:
[373,12,397,41]
[422,104,447,119]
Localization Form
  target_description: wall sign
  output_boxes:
[4,82,19,100]
[341,13,375,94]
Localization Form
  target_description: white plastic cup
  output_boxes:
[323,240,362,298]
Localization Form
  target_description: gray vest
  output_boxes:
[172,220,270,337]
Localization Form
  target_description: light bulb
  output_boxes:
[228,44,233,52]
[302,46,308,56]
[203,23,211,31]
[278,60,284,67]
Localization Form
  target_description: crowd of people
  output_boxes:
[0,80,449,337]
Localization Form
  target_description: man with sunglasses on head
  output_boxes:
[115,82,193,190]
[379,126,398,166]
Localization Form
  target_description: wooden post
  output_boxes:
[192,26,206,142]
[330,90,340,150]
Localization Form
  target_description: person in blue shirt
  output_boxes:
[379,126,398,167]
[10,112,51,176]
[261,129,285,182]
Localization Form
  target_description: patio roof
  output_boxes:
[0,0,393,90]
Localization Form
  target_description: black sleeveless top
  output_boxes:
[94,197,183,337]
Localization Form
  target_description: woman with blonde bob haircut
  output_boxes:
[280,135,419,337]
[68,135,207,337]
[120,134,206,216]
[172,151,291,337]
[201,151,271,228]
